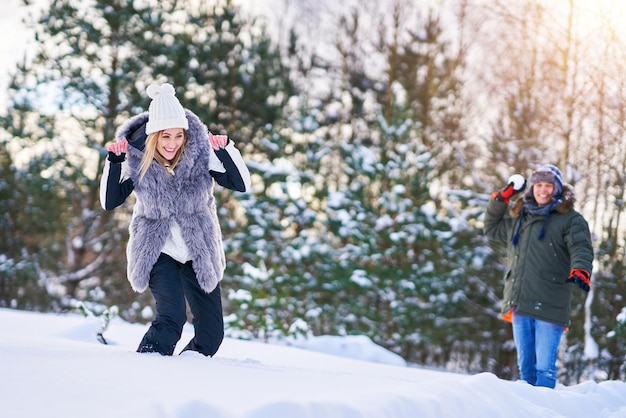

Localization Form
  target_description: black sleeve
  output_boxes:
[102,152,134,210]
[210,148,247,192]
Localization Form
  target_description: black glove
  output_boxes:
[567,269,591,292]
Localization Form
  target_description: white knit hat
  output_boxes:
[145,83,189,135]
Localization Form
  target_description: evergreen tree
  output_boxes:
[0,133,60,310]
[223,121,333,339]
[224,1,505,373]
[321,3,484,369]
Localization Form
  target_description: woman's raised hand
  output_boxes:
[107,138,128,156]
[208,132,228,150]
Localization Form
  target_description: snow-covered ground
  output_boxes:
[1,308,625,418]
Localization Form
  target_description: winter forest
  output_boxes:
[1,0,625,385]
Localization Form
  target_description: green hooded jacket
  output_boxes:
[483,184,594,327]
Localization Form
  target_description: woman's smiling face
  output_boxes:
[533,181,554,206]
[157,128,185,161]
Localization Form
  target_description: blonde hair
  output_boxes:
[139,130,187,181]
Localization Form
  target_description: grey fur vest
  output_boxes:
[116,110,225,294]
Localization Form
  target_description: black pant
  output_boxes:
[137,253,224,356]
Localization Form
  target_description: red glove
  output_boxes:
[567,269,591,292]
[492,175,526,204]
[492,181,524,204]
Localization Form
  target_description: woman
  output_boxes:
[483,164,593,388]
[100,83,251,357]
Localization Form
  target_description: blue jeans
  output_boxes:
[137,253,224,356]
[511,310,564,388]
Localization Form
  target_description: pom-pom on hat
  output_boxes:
[145,83,189,135]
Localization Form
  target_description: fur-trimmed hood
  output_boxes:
[509,183,576,217]
[117,110,226,294]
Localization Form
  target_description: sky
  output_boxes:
[0,0,32,110]
[1,307,625,418]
